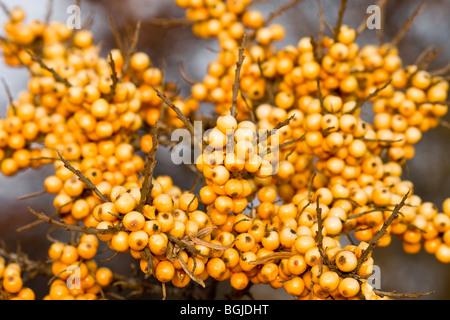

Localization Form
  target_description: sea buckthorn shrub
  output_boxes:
[0,0,449,300]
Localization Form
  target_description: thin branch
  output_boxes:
[16,219,46,233]
[178,61,197,85]
[430,62,450,77]
[310,34,322,64]
[259,114,296,144]
[391,1,426,48]
[316,77,325,113]
[230,36,246,119]
[248,252,295,265]
[265,134,305,155]
[439,119,450,130]
[240,93,256,124]
[45,0,54,25]
[119,20,141,82]
[57,150,109,202]
[360,137,403,144]
[23,48,72,87]
[316,0,325,42]
[263,0,304,26]
[136,123,159,213]
[354,190,410,273]
[109,14,124,55]
[105,51,119,100]
[152,86,196,137]
[0,1,9,16]
[333,0,347,42]
[347,79,392,114]
[315,196,334,270]
[417,47,442,71]
[17,189,46,200]
[1,78,17,115]
[27,207,122,235]
[373,289,434,299]
[147,17,194,27]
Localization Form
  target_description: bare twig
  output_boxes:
[1,77,17,115]
[391,1,426,48]
[109,14,124,56]
[147,17,194,28]
[23,48,72,87]
[17,189,46,201]
[315,196,334,271]
[259,114,296,144]
[230,36,246,118]
[45,0,54,25]
[106,51,119,100]
[360,137,404,144]
[316,0,325,44]
[373,289,434,299]
[439,119,450,130]
[354,190,410,273]
[263,0,304,26]
[178,61,197,85]
[0,1,10,16]
[347,79,392,114]
[333,0,347,42]
[119,20,141,82]
[57,150,109,202]
[316,77,325,112]
[152,86,195,137]
[240,93,256,124]
[136,123,159,213]
[27,207,121,235]
[265,134,305,155]
[430,62,450,77]
[248,252,295,265]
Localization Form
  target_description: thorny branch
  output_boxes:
[230,36,246,119]
[57,151,109,202]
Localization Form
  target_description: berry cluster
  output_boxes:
[45,236,113,300]
[0,7,195,178]
[0,258,35,300]
[0,0,449,300]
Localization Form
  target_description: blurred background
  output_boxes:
[0,0,449,300]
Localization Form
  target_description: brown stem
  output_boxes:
[22,48,72,87]
[178,61,197,85]
[57,151,109,202]
[109,14,124,55]
[136,123,159,213]
[27,206,122,235]
[1,78,17,115]
[152,86,195,137]
[347,79,392,114]
[373,289,434,299]
[354,191,410,273]
[119,20,141,82]
[391,1,426,48]
[248,252,295,265]
[333,0,347,42]
[230,36,246,119]
[263,0,304,26]
[148,17,195,27]
[45,0,54,25]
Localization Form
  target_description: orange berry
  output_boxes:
[155,260,175,283]
[95,267,113,287]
